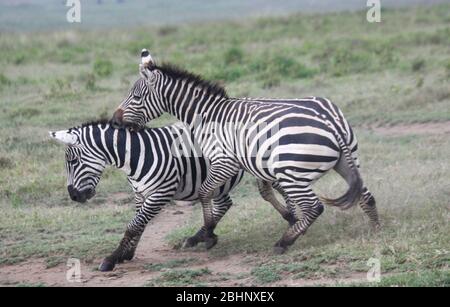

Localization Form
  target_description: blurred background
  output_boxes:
[0,0,449,287]
[1,0,448,31]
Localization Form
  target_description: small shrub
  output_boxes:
[10,107,41,119]
[411,58,426,72]
[212,66,245,82]
[329,49,370,76]
[83,73,96,90]
[262,74,281,89]
[250,54,316,83]
[149,268,211,286]
[269,55,316,79]
[0,157,14,169]
[14,53,26,65]
[445,60,450,77]
[0,73,11,87]
[49,78,72,96]
[416,77,424,88]
[93,59,113,77]
[158,25,178,36]
[251,265,281,283]
[224,47,244,65]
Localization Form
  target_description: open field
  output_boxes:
[0,4,449,286]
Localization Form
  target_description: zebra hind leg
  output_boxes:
[181,226,218,250]
[182,194,233,250]
[359,187,380,230]
[273,186,324,254]
[257,180,297,226]
[185,162,240,250]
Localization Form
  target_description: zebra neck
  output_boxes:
[159,79,228,124]
[102,126,133,176]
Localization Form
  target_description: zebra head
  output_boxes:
[112,49,163,130]
[111,78,151,130]
[49,128,106,203]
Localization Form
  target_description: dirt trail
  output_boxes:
[368,121,450,136]
[0,203,255,287]
[0,202,373,287]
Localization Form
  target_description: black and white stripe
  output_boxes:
[113,53,379,253]
[52,120,300,271]
[53,121,245,271]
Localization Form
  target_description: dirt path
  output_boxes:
[368,121,450,137]
[0,203,255,287]
[0,202,375,287]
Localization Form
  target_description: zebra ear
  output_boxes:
[49,130,78,146]
[139,48,155,80]
[140,48,154,67]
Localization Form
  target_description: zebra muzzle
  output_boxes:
[68,185,95,203]
[111,108,124,128]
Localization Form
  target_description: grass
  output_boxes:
[143,258,198,272]
[0,203,132,265]
[0,4,449,286]
[167,132,450,285]
[344,270,450,287]
[146,268,211,287]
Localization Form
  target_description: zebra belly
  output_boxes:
[173,157,244,201]
[243,124,340,182]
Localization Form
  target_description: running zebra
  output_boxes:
[49,120,296,271]
[111,50,380,254]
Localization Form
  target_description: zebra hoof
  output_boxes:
[371,222,381,232]
[273,240,290,254]
[99,258,116,272]
[273,245,288,255]
[122,250,135,261]
[204,235,218,250]
[181,236,199,249]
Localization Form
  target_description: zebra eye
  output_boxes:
[133,95,141,100]
[67,157,78,163]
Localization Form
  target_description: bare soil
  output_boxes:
[368,121,450,137]
[0,203,370,287]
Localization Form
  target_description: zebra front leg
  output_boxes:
[119,193,145,262]
[257,180,297,226]
[273,186,324,254]
[182,194,233,249]
[359,187,380,230]
[99,193,170,272]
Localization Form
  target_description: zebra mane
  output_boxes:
[155,63,228,98]
[67,118,113,132]
[75,118,138,132]
[80,118,111,128]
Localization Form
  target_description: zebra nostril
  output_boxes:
[68,185,79,201]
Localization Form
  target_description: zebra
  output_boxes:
[49,120,297,271]
[111,49,380,254]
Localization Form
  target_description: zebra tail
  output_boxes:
[319,122,363,210]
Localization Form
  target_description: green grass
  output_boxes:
[143,258,198,272]
[344,270,450,287]
[0,203,132,265]
[146,268,211,287]
[0,4,449,286]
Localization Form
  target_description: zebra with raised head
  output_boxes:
[111,50,380,254]
[49,120,297,271]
